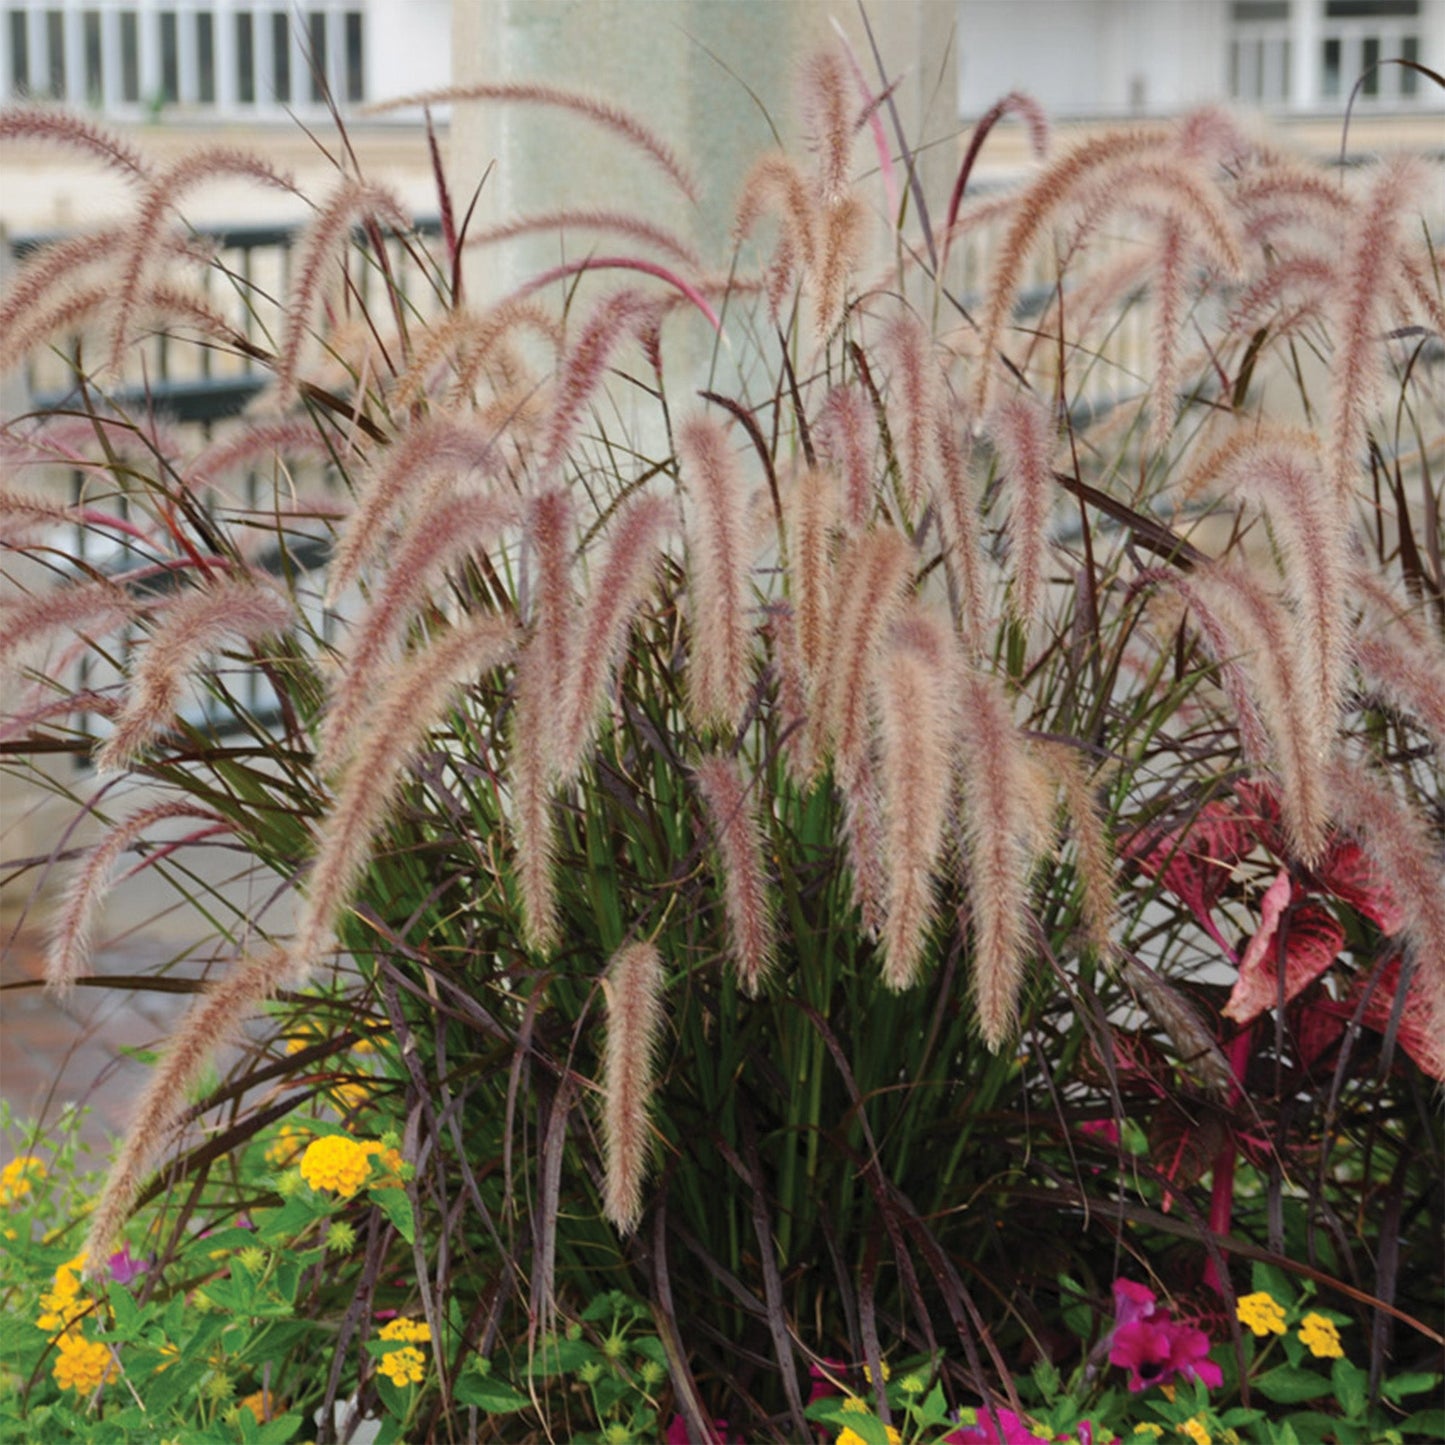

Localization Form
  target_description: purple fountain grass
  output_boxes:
[694,754,776,996]
[367,82,698,202]
[800,48,854,207]
[0,579,142,681]
[735,153,818,321]
[1147,218,1189,451]
[942,91,1050,269]
[767,606,814,782]
[409,299,561,413]
[956,667,1054,1050]
[679,415,755,731]
[881,312,938,517]
[274,177,415,406]
[554,493,674,775]
[513,257,721,335]
[1037,742,1116,961]
[827,18,900,218]
[1327,156,1427,503]
[1227,253,1337,340]
[876,607,957,990]
[97,578,294,772]
[987,391,1057,635]
[1351,569,1445,763]
[293,612,517,972]
[1327,757,1445,1048]
[814,193,869,340]
[327,416,504,601]
[320,492,517,772]
[0,104,149,179]
[599,940,665,1233]
[932,402,990,653]
[82,948,287,1269]
[46,801,232,996]
[111,146,297,373]
[807,527,914,780]
[787,466,839,683]
[0,689,119,746]
[466,210,704,270]
[523,487,580,769]
[538,289,661,479]
[814,383,878,533]
[189,418,357,493]
[0,227,125,348]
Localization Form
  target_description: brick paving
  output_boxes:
[0,927,198,1156]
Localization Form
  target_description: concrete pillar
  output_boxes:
[1290,0,1320,111]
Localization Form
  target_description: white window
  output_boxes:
[1230,1,1294,104]
[1320,0,1423,103]
[0,2,367,117]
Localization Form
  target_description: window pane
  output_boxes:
[271,11,289,102]
[235,11,253,103]
[159,10,177,102]
[1401,33,1418,94]
[83,10,101,99]
[1232,0,1288,18]
[344,11,363,102]
[307,10,325,102]
[9,10,29,94]
[1322,36,1342,95]
[1362,35,1380,94]
[197,12,214,102]
[120,10,138,101]
[1326,1,1417,16]
[46,9,64,97]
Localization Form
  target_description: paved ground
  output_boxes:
[0,926,197,1159]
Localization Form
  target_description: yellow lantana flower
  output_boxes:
[52,1333,116,1393]
[1298,1312,1344,1359]
[1236,1291,1287,1336]
[376,1345,427,1386]
[361,1140,407,1187]
[240,1387,282,1422]
[299,1136,372,1198]
[36,1254,89,1335]
[265,1124,312,1167]
[0,1154,45,1205]
[838,1430,901,1445]
[1133,1427,1165,1440]
[379,1318,431,1344]
[1178,1418,1211,1445]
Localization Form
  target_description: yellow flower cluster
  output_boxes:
[240,1387,282,1422]
[1235,1291,1287,1337]
[265,1124,312,1167]
[1133,1427,1164,1440]
[379,1317,431,1343]
[1298,1312,1344,1359]
[0,1154,45,1205]
[1178,1418,1211,1445]
[52,1332,116,1393]
[36,1253,89,1336]
[837,1430,900,1445]
[299,1136,373,1198]
[377,1345,427,1387]
[361,1139,406,1187]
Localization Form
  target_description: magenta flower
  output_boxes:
[106,1244,149,1286]
[946,1407,1095,1444]
[1108,1280,1222,1393]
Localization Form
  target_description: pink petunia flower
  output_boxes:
[1108,1280,1222,1392]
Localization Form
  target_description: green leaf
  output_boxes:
[1400,1410,1445,1440]
[1382,1373,1443,1401]
[526,1336,599,1376]
[256,1417,305,1444]
[453,1374,531,1412]
[1332,1357,1368,1418]
[915,1382,950,1427]
[1253,1365,1333,1403]
[1250,1262,1297,1308]
[370,1185,416,1244]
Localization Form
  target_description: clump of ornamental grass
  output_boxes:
[2,45,1443,1441]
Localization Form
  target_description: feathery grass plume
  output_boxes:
[1147,218,1189,451]
[827,18,900,217]
[1351,570,1445,763]
[694,754,776,996]
[82,948,286,1267]
[0,487,92,546]
[0,227,125,348]
[807,527,914,778]
[0,689,119,746]
[189,418,353,493]
[0,580,141,681]
[1179,563,1328,863]
[293,613,517,972]
[508,489,578,954]
[466,210,703,270]
[275,177,415,405]
[942,91,1050,269]
[540,289,659,478]
[0,105,149,179]
[1186,429,1350,755]
[46,802,231,996]
[987,392,1057,634]
[800,48,854,205]
[1327,757,1445,1054]
[1396,240,1445,338]
[320,493,517,772]
[1233,165,1346,246]
[788,466,838,682]
[599,941,665,1233]
[112,146,296,372]
[956,667,1054,1050]
[766,606,814,782]
[368,82,698,202]
[932,402,989,654]
[97,579,294,772]
[971,129,1167,415]
[814,193,868,340]
[1036,742,1115,961]
[555,494,674,774]
[327,416,502,601]
[679,415,754,730]
[1227,253,1336,339]
[734,153,818,321]
[427,300,563,412]
[1327,155,1426,502]
[814,383,878,533]
[881,312,938,518]
[876,607,957,990]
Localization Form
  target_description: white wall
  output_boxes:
[366,0,452,108]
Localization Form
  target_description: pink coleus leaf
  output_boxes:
[1126,799,1254,929]
[1350,957,1445,1080]
[1224,872,1345,1025]
[1315,839,1407,934]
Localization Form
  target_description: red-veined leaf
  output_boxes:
[1225,887,1344,1025]
[1315,839,1407,934]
